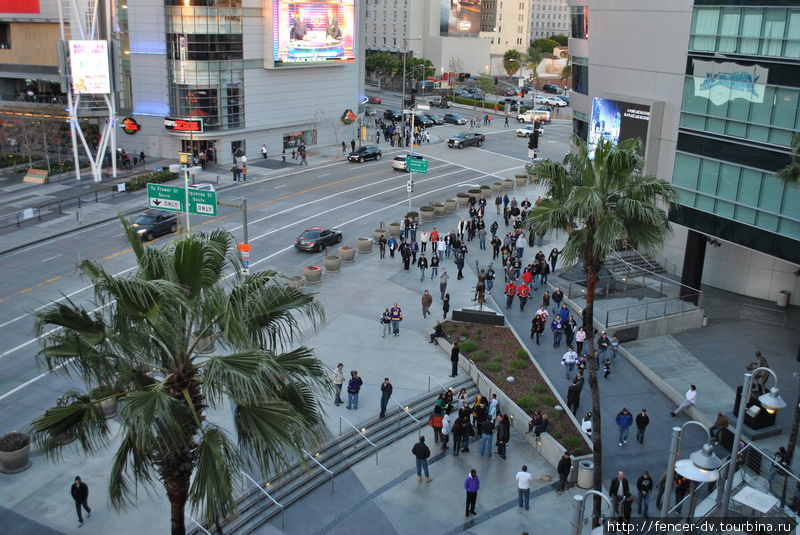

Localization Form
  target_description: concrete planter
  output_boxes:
[456,193,470,207]
[339,245,356,263]
[324,255,342,273]
[99,398,118,419]
[286,275,305,289]
[433,203,446,218]
[492,182,503,194]
[420,207,435,222]
[0,443,31,474]
[467,190,481,204]
[372,229,389,243]
[356,237,374,254]
[528,173,538,185]
[480,186,491,199]
[303,265,322,284]
[503,179,515,191]
[445,199,457,213]
[515,175,527,188]
[387,222,401,237]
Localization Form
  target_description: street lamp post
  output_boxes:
[571,490,613,535]
[719,368,786,515]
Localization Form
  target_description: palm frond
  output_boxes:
[189,426,242,526]
[31,396,111,459]
[120,390,196,453]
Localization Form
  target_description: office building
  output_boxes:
[530,0,570,39]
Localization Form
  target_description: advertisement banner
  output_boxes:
[69,40,111,94]
[588,97,651,159]
[440,0,482,36]
[692,60,767,107]
[0,0,40,14]
[273,0,355,66]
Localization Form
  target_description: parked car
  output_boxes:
[542,84,564,94]
[364,105,376,116]
[535,104,554,114]
[447,132,485,149]
[515,124,543,137]
[423,113,444,125]
[412,113,434,128]
[496,87,518,96]
[428,96,449,108]
[524,158,544,173]
[368,95,382,104]
[502,98,520,112]
[132,209,178,241]
[294,227,342,252]
[189,183,215,191]
[347,145,382,163]
[534,95,549,104]
[543,96,567,107]
[383,109,402,121]
[392,153,425,171]
[557,95,570,105]
[443,113,467,125]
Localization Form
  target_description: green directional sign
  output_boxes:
[406,157,428,173]
[147,184,218,216]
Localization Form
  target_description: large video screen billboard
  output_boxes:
[273,0,355,66]
[0,0,40,14]
[69,40,111,94]
[440,0,482,36]
[587,97,650,158]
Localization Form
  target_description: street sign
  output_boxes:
[147,184,218,216]
[406,158,428,173]
[237,243,250,273]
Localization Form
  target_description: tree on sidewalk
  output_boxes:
[502,49,522,76]
[31,222,330,535]
[524,135,678,526]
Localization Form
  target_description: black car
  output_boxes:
[347,145,382,163]
[496,87,519,96]
[383,109,402,121]
[502,98,520,112]
[294,227,343,252]
[542,84,564,94]
[423,113,444,125]
[132,209,178,241]
[412,113,434,128]
[447,132,485,149]
[443,113,466,125]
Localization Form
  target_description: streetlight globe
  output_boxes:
[759,387,786,413]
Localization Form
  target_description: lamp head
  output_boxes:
[759,387,786,413]
[675,444,721,482]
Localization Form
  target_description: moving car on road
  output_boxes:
[383,109,402,121]
[428,96,449,108]
[423,113,444,125]
[347,145,382,163]
[515,124,543,137]
[132,209,178,241]
[392,153,425,171]
[443,113,467,125]
[447,132,485,149]
[517,109,551,124]
[368,95,382,104]
[294,227,343,252]
[542,84,564,94]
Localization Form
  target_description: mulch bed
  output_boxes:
[443,320,590,455]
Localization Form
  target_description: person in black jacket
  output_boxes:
[609,471,630,517]
[479,418,494,457]
[379,377,393,418]
[635,408,650,444]
[567,380,581,415]
[412,436,432,482]
[556,451,572,494]
[636,470,653,518]
[620,493,634,523]
[450,342,460,377]
[495,414,510,459]
[71,476,91,526]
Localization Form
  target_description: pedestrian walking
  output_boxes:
[562,346,578,380]
[418,254,428,281]
[620,493,634,523]
[670,385,697,417]
[452,417,464,456]
[281,150,286,164]
[567,379,581,415]
[635,409,649,444]
[517,464,533,507]
[300,150,307,165]
[412,436,433,482]
[517,280,530,311]
[495,413,510,459]
[430,254,439,280]
[331,363,344,405]
[610,471,630,517]
[575,326,586,355]
[603,357,613,379]
[551,315,564,348]
[421,290,433,318]
[479,418,494,457]
[611,334,621,361]
[261,144,267,159]
[341,141,346,153]
[441,412,451,452]
[380,308,392,338]
[464,469,480,516]
[439,269,449,300]
[345,370,362,410]
[615,408,633,447]
[450,342,460,377]
[443,293,450,319]
[379,377,393,418]
[581,412,592,436]
[71,476,91,527]
[231,163,239,181]
[556,452,572,495]
[390,303,403,336]
[505,279,516,309]
[637,470,653,518]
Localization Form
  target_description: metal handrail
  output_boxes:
[184,514,213,535]
[604,293,702,328]
[338,416,379,465]
[390,396,423,437]
[301,448,335,494]
[241,471,285,528]
[427,375,448,393]
[609,249,703,297]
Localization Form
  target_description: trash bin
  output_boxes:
[577,459,594,489]
[777,290,790,308]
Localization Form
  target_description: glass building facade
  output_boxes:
[671,1,800,263]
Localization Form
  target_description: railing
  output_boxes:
[241,471,285,528]
[184,514,213,535]
[390,396,423,437]
[427,375,448,393]
[607,250,702,300]
[300,448,334,494]
[740,304,787,327]
[604,294,703,328]
[338,416,379,465]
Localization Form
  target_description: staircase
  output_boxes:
[191,377,479,535]
[606,249,667,277]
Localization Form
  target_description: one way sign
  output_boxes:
[149,197,181,210]
[146,183,218,216]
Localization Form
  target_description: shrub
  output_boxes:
[539,395,556,407]
[493,331,500,337]
[509,360,528,371]
[484,363,502,373]
[124,170,179,192]
[460,329,469,337]
[0,155,27,169]
[0,431,30,452]
[518,395,538,413]
[502,340,512,346]
[515,349,529,360]
[459,341,478,354]
[532,384,548,394]
[451,96,505,111]
[561,434,583,451]
[472,351,489,363]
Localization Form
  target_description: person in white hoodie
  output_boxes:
[440,413,452,452]
[670,385,697,417]
[581,412,593,436]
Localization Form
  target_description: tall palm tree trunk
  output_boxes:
[164,448,194,535]
[585,269,603,527]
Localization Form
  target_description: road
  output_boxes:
[0,113,574,434]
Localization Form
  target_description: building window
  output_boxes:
[0,23,10,49]
[570,6,588,39]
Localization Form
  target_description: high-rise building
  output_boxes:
[568,0,800,305]
[530,0,570,40]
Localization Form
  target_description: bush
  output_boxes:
[0,431,29,452]
[484,363,502,373]
[472,351,489,363]
[532,384,548,394]
[515,349,529,360]
[509,360,528,371]
[561,434,583,451]
[0,155,27,169]
[539,395,556,407]
[502,339,512,346]
[518,395,538,413]
[459,341,478,354]
[451,96,505,111]
[124,170,178,192]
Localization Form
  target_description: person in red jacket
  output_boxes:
[517,281,531,311]
[505,280,517,309]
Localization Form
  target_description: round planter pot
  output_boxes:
[356,237,374,254]
[419,207,435,222]
[0,444,31,474]
[99,398,118,419]
[492,183,503,194]
[528,173,538,185]
[445,199,457,213]
[339,245,356,263]
[372,228,389,243]
[324,255,342,273]
[503,179,515,191]
[433,203,446,218]
[387,222,401,237]
[286,275,305,289]
[406,212,419,220]
[456,194,470,207]
[480,187,491,199]
[303,265,323,284]
[515,175,527,188]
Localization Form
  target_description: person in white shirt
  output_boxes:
[671,385,697,417]
[331,363,344,405]
[440,413,452,451]
[561,347,578,380]
[516,465,533,510]
[420,230,429,253]
[581,412,593,436]
[515,234,527,259]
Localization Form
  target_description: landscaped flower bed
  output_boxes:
[443,320,589,455]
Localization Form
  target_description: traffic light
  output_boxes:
[495,77,499,86]
[531,129,540,149]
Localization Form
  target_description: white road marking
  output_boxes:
[274,184,288,189]
[318,173,331,178]
[42,255,62,262]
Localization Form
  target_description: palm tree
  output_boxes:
[525,135,678,526]
[31,221,329,535]
[522,46,544,85]
[502,49,522,76]
[776,132,800,186]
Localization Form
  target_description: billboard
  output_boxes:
[272,0,355,66]
[0,0,40,13]
[440,0,482,36]
[692,60,767,107]
[69,40,111,94]
[588,97,651,159]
